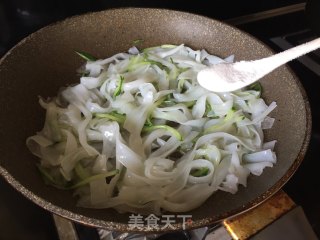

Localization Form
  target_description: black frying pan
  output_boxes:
[0,8,311,232]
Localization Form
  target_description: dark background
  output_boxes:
[0,0,309,56]
[1,0,319,239]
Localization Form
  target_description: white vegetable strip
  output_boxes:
[187,159,214,184]
[245,162,274,176]
[243,149,277,164]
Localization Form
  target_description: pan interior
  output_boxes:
[0,8,310,231]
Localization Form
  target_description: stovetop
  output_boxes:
[0,1,319,239]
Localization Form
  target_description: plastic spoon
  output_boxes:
[197,37,320,92]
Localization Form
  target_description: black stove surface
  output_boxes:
[0,1,319,239]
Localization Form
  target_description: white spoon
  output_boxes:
[197,37,320,92]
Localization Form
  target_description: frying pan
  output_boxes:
[0,8,311,232]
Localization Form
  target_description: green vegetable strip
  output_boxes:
[127,55,150,72]
[145,116,153,127]
[204,109,235,134]
[37,165,66,189]
[113,76,124,98]
[184,101,196,108]
[142,125,183,141]
[75,163,90,180]
[190,167,209,177]
[95,112,126,124]
[132,39,143,45]
[69,169,119,189]
[161,44,177,49]
[75,51,97,61]
[247,82,262,95]
[37,164,119,190]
